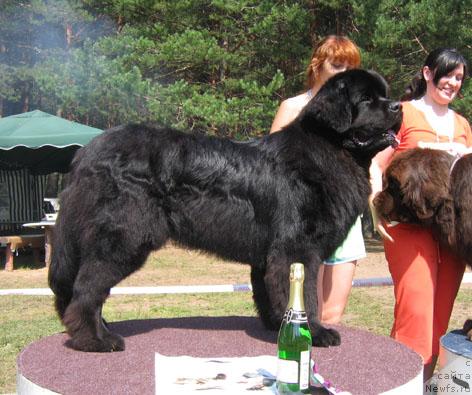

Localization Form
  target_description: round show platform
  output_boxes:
[17,316,423,394]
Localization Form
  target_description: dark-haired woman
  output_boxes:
[370,48,472,382]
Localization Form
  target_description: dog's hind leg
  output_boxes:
[251,266,279,330]
[49,223,79,320]
[253,257,292,331]
[62,232,158,353]
[62,259,129,352]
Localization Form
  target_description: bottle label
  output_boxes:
[276,358,298,383]
[283,308,308,324]
[299,350,310,389]
[276,351,310,389]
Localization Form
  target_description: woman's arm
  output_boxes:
[369,146,395,242]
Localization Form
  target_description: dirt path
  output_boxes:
[355,238,390,279]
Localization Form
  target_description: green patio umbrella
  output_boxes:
[0,110,103,174]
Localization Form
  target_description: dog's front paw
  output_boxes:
[463,319,472,340]
[68,332,125,352]
[312,326,341,347]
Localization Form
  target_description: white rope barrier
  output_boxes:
[1,273,471,296]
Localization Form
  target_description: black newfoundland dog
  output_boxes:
[374,148,472,340]
[49,69,402,352]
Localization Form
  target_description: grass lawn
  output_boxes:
[0,243,470,393]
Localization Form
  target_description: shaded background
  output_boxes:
[0,0,470,137]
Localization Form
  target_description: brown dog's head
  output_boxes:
[374,148,455,241]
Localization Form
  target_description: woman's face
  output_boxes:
[317,58,351,85]
[424,64,464,105]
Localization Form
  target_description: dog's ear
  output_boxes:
[402,174,451,225]
[301,79,352,133]
[402,181,435,221]
[367,70,389,96]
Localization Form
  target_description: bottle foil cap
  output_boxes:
[290,263,304,281]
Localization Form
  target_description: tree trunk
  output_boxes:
[66,24,73,49]
[22,89,29,113]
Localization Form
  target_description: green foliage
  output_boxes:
[34,43,153,127]
[351,0,472,119]
[0,0,471,133]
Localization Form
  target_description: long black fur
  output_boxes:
[49,69,402,352]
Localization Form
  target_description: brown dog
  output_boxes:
[373,148,456,247]
[374,148,472,340]
[374,148,472,264]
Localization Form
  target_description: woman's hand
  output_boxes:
[369,148,395,243]
[369,198,394,243]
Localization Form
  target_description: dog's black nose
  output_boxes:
[389,102,402,113]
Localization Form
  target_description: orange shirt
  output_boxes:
[394,101,472,155]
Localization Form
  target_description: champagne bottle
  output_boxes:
[276,263,312,394]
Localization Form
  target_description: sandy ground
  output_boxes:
[354,238,389,279]
[1,237,470,289]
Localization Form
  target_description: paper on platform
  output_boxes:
[155,353,278,394]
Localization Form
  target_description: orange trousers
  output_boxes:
[383,223,465,364]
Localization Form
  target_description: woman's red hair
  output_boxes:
[306,35,361,88]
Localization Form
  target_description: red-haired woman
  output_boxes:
[270,35,364,325]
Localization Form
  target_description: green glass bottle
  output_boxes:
[276,263,312,394]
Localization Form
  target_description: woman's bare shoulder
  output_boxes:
[281,92,310,111]
[270,92,310,133]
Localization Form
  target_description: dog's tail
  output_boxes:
[48,204,80,320]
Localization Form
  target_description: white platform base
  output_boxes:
[436,330,472,394]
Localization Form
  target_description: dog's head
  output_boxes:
[301,69,402,159]
[374,148,455,238]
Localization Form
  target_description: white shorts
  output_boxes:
[324,216,366,265]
